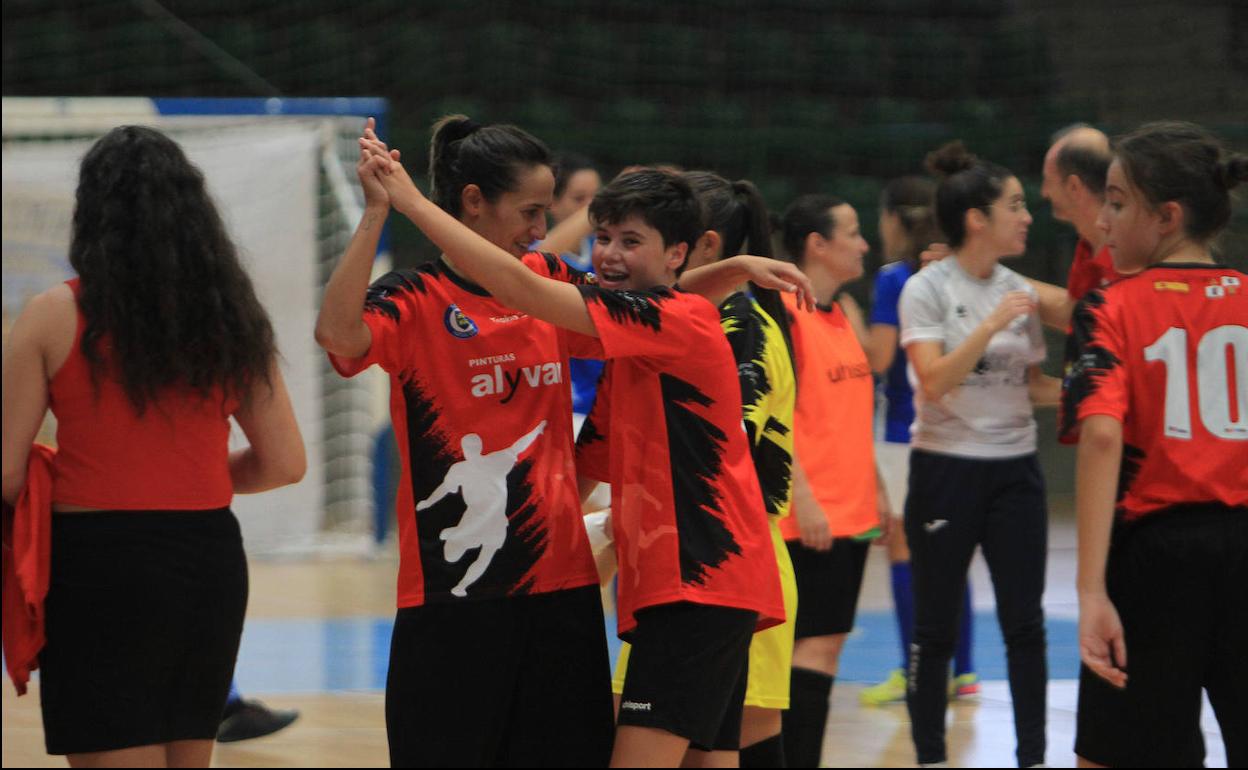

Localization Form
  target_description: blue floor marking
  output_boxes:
[234,611,1079,694]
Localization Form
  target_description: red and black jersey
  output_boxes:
[1067,239,1122,300]
[1061,263,1248,522]
[329,252,599,607]
[573,286,785,637]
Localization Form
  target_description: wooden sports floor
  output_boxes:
[2,499,1228,767]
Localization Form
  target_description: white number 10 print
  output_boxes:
[1143,325,1248,440]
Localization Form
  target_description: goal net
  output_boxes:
[2,96,391,556]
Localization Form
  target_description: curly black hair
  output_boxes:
[69,125,276,413]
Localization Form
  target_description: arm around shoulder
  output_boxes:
[230,361,307,494]
[1026,277,1075,331]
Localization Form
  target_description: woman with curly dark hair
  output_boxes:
[2,125,305,768]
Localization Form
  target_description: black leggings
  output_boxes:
[904,450,1048,768]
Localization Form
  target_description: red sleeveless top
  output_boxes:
[49,279,239,510]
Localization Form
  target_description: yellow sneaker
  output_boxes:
[859,668,907,705]
[951,672,980,698]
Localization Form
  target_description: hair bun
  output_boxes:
[925,140,978,178]
[1220,154,1248,190]
[431,114,481,147]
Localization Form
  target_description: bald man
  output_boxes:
[1031,123,1122,329]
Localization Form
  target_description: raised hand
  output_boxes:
[359,133,424,216]
[357,118,389,209]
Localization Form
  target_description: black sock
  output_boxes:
[781,667,833,768]
[741,732,786,767]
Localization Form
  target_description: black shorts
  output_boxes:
[386,584,614,767]
[786,537,870,639]
[617,602,756,752]
[38,509,248,755]
[1075,505,1248,768]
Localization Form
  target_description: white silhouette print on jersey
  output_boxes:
[416,420,547,597]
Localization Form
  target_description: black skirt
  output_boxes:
[38,508,248,755]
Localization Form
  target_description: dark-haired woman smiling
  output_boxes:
[899,142,1060,768]
[2,125,306,768]
[317,115,615,767]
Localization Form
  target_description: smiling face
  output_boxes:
[978,176,1032,258]
[467,163,555,257]
[1096,158,1162,273]
[591,214,688,290]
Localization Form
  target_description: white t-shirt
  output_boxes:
[899,257,1046,458]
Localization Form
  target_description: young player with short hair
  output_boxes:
[610,169,801,768]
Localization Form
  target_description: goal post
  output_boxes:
[2,96,391,555]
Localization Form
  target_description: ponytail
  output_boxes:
[684,170,796,368]
[427,114,550,219]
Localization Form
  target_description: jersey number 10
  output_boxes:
[1144,325,1248,441]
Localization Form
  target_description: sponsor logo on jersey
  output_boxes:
[468,353,517,368]
[1206,284,1226,299]
[444,304,479,338]
[1222,276,1241,287]
[923,519,950,533]
[489,314,524,324]
[825,361,872,383]
[620,701,653,712]
[955,304,968,318]
[1153,281,1190,294]
[470,361,564,403]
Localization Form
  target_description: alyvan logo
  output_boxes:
[470,362,564,404]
